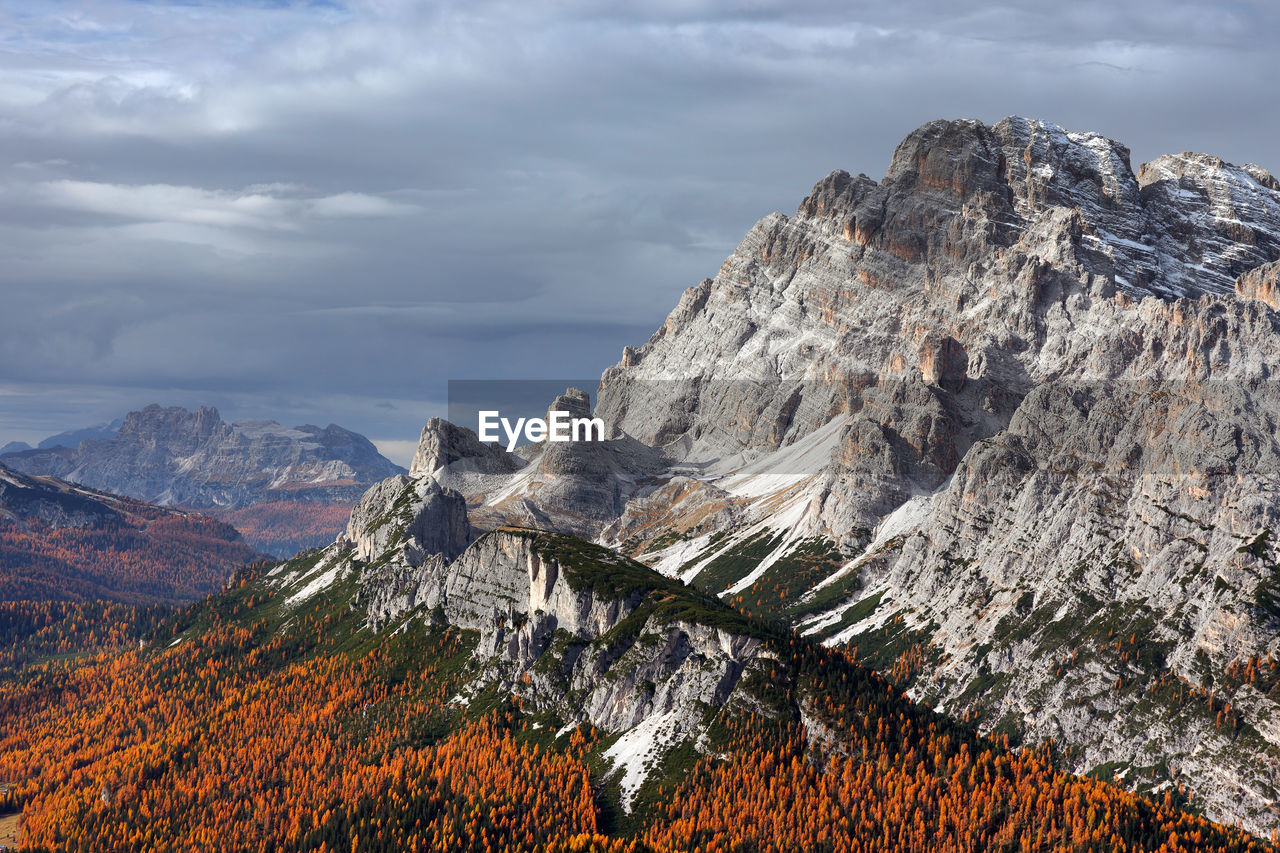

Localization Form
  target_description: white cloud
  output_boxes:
[33,179,419,232]
[38,180,298,229]
[309,192,418,218]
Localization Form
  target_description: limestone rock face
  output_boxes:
[411,530,762,738]
[343,476,471,565]
[409,417,523,479]
[0,404,404,510]
[547,387,592,421]
[337,117,1280,832]
[295,524,769,810]
[595,118,1280,464]
[1139,153,1280,295]
[918,335,968,391]
[579,117,1280,833]
[1237,259,1280,309]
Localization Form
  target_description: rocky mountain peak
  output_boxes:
[884,116,1015,198]
[115,404,228,451]
[400,117,1280,832]
[547,387,592,421]
[1136,151,1280,293]
[796,169,879,222]
[991,115,1139,212]
[1139,151,1280,192]
[409,417,521,479]
[789,116,1280,302]
[343,475,471,565]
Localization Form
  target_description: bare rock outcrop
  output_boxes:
[409,417,523,479]
[335,116,1280,832]
[343,475,471,565]
[1237,259,1280,310]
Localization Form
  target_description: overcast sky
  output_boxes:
[1,0,1277,465]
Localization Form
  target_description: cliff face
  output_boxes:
[595,118,1280,460]
[274,519,773,811]
[584,118,1280,831]
[322,117,1280,831]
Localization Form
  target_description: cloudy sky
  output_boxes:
[1,0,1277,465]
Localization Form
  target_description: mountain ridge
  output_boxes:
[0,461,262,603]
[0,514,1268,851]
[341,115,1280,833]
[2,403,405,509]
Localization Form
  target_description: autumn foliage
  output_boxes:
[0,600,173,669]
[0,575,1270,853]
[0,593,626,853]
[0,512,260,604]
[210,501,356,557]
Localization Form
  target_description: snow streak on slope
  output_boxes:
[602,710,689,812]
[715,415,848,498]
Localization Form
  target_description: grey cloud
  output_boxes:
[1,0,1278,448]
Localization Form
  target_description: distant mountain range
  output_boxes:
[1,404,405,556]
[0,461,262,603]
[0,418,124,456]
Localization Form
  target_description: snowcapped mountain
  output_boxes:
[331,116,1280,833]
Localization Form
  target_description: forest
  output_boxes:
[210,500,356,557]
[0,513,261,604]
[0,555,1269,853]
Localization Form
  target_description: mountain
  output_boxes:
[0,512,1264,851]
[1,404,402,508]
[36,417,124,450]
[361,117,1280,833]
[0,462,262,603]
[1,405,405,556]
[0,442,30,455]
[6,115,1280,848]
